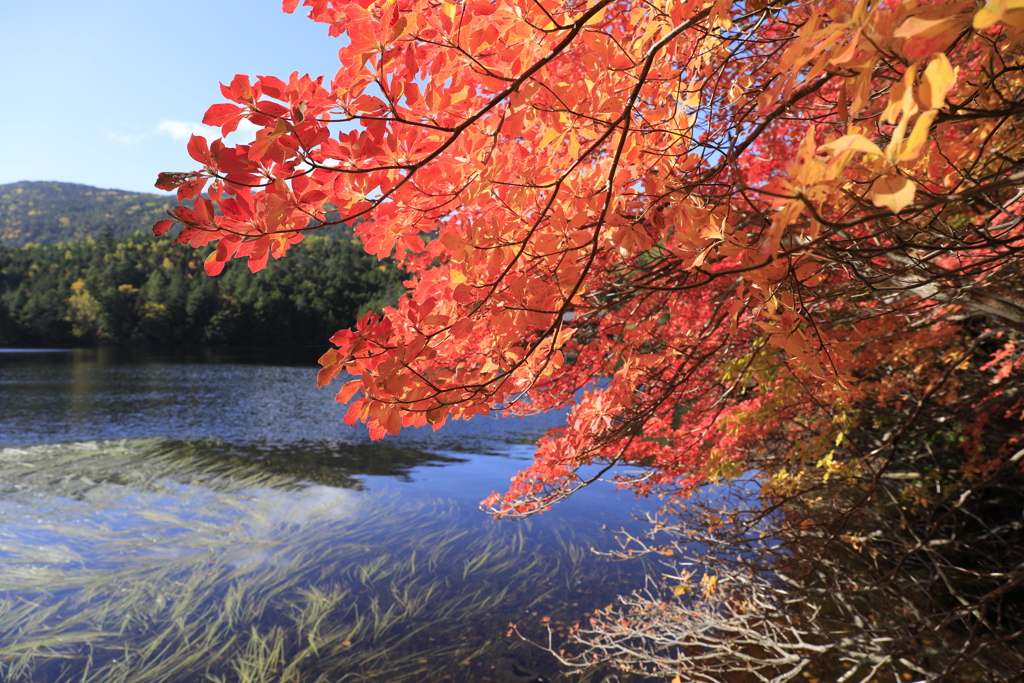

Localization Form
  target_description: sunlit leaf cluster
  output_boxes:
[158,0,1024,520]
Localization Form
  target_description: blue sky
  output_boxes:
[0,0,344,194]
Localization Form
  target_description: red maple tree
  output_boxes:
[155,0,1024,517]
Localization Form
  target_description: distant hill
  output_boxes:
[0,181,355,246]
[0,181,178,246]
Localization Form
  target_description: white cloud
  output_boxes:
[106,132,137,145]
[155,120,210,141]
[156,118,262,143]
[232,119,261,138]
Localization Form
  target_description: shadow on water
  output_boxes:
[183,440,471,488]
[0,439,650,682]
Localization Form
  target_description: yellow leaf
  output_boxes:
[585,5,608,25]
[899,109,938,161]
[882,65,918,125]
[787,125,821,188]
[822,133,884,158]
[729,81,744,103]
[871,175,916,213]
[538,126,562,150]
[886,110,914,162]
[849,57,877,114]
[830,28,861,67]
[919,53,957,110]
[974,0,1007,29]
[974,0,1024,29]
[1005,6,1024,28]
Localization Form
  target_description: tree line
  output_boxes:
[0,232,405,348]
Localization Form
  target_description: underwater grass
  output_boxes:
[0,439,646,682]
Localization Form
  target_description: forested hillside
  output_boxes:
[0,233,405,348]
[0,182,180,246]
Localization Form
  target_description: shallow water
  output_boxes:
[0,348,655,682]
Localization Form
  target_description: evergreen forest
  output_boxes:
[0,232,406,349]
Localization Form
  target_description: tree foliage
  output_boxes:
[0,233,404,347]
[158,0,1024,677]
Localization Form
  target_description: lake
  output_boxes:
[0,348,657,682]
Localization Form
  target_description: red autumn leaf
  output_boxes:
[204,250,226,276]
[176,176,207,201]
[155,171,200,191]
[152,219,174,236]
[894,15,968,61]
[258,75,288,99]
[171,205,205,227]
[202,102,246,136]
[186,135,213,166]
[469,0,497,15]
[222,74,255,104]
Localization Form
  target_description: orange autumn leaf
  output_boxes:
[870,175,917,213]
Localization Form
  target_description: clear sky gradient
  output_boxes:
[0,0,344,194]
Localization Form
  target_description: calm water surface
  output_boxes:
[0,348,655,682]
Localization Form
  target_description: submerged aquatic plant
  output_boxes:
[0,439,644,682]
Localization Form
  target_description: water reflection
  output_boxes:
[0,350,656,681]
[0,348,566,452]
[169,440,470,489]
[0,439,647,682]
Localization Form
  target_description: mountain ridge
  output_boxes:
[0,181,178,246]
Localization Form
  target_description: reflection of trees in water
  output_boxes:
[200,439,468,487]
[0,439,644,683]
[534,440,1024,682]
[0,438,466,496]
